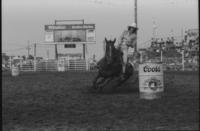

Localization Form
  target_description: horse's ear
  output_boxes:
[113,38,116,43]
[105,38,108,43]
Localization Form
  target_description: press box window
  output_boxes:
[88,30,94,33]
[64,44,76,48]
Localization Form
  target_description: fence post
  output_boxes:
[9,56,12,71]
[34,60,36,72]
[20,59,23,71]
[34,43,37,72]
[75,59,77,71]
[67,59,69,71]
[46,59,47,72]
[86,60,89,71]
[57,59,59,71]
[182,49,185,71]
[63,59,66,71]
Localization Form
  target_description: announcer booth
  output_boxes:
[44,20,96,60]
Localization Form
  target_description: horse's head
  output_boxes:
[105,37,116,64]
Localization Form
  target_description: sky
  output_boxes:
[2,0,199,60]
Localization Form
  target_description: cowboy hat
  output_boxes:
[128,22,138,29]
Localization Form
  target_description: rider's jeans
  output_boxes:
[121,44,128,71]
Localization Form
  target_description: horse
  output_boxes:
[92,37,134,92]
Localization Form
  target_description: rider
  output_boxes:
[115,22,138,79]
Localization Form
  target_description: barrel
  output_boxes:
[138,62,164,100]
[11,66,20,76]
[57,59,65,72]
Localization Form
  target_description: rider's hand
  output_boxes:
[129,44,134,48]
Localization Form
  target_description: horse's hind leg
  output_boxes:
[93,74,100,89]
[95,77,108,92]
[99,77,113,87]
[114,75,130,88]
[98,77,114,92]
[93,74,107,90]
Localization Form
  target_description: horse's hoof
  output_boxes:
[97,86,103,93]
[112,86,117,92]
[93,85,98,90]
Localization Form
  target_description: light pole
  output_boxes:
[152,18,157,39]
[26,40,31,57]
[134,0,138,52]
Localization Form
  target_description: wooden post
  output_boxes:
[83,44,85,59]
[160,50,163,62]
[55,44,58,60]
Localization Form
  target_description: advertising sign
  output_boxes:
[45,24,95,30]
[139,63,164,99]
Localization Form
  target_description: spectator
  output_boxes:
[166,37,170,45]
[171,37,174,44]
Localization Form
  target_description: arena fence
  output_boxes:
[19,59,89,72]
[20,64,34,72]
[9,56,199,72]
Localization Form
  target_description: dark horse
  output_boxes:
[92,37,134,92]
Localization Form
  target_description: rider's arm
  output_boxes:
[118,31,126,44]
[129,34,137,48]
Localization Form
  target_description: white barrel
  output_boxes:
[11,66,20,76]
[139,62,164,100]
[57,59,65,72]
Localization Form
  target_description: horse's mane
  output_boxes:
[112,47,123,63]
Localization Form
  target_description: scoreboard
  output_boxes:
[44,24,96,43]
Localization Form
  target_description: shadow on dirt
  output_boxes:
[87,82,139,95]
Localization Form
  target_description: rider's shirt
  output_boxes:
[115,30,137,49]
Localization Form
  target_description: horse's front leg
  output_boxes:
[93,73,109,88]
[114,75,130,89]
[98,77,114,92]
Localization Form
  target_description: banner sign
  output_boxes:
[45,31,54,42]
[55,30,86,42]
[86,29,95,42]
[186,29,198,37]
[45,24,95,31]
[44,24,95,43]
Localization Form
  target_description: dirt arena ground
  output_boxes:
[2,71,199,131]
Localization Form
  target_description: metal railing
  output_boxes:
[18,59,89,72]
